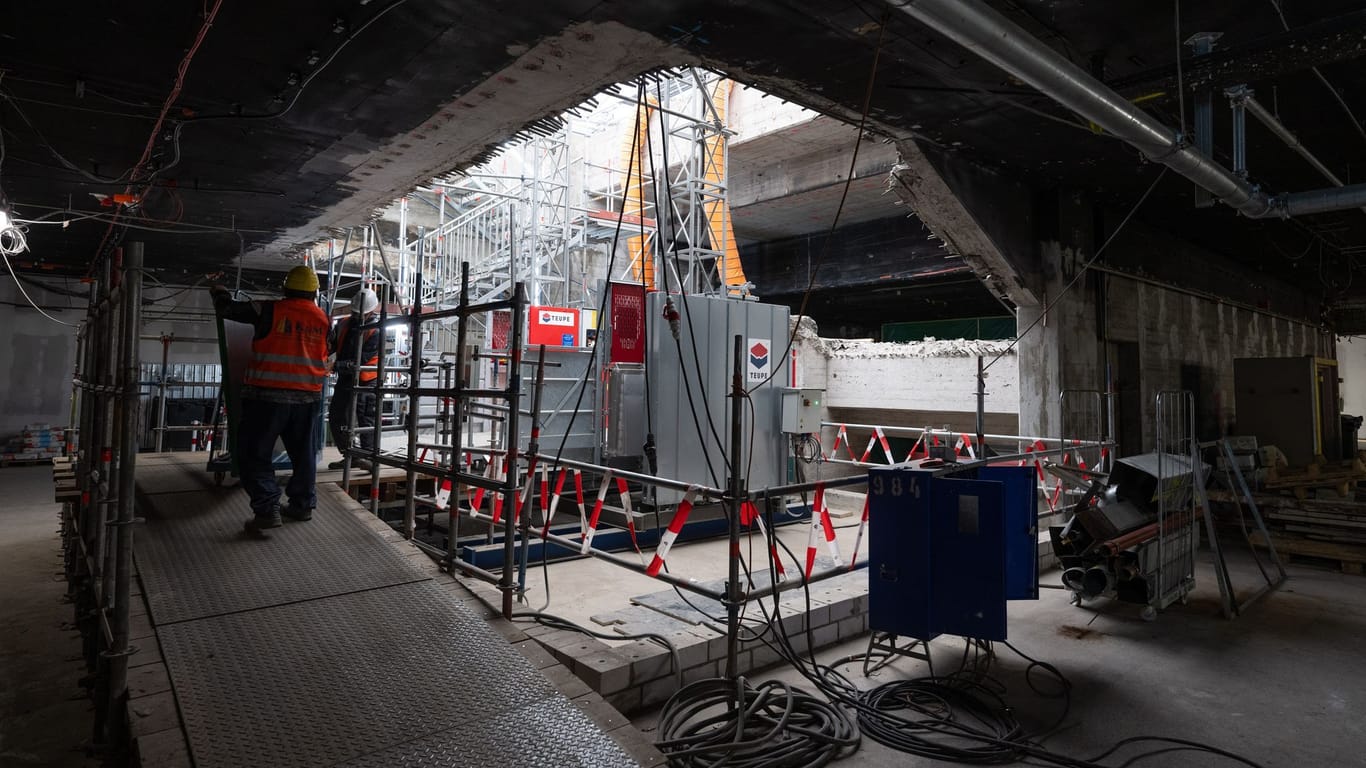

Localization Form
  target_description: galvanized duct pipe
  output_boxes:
[1241,94,1347,187]
[1237,92,1366,216]
[889,0,1275,218]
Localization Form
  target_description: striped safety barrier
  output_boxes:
[540,468,571,538]
[848,494,870,571]
[580,469,615,554]
[645,486,700,577]
[858,426,896,464]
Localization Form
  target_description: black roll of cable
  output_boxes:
[857,676,1026,764]
[656,677,859,768]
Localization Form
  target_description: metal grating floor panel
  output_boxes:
[332,696,637,768]
[134,488,429,624]
[134,465,227,495]
[157,581,621,768]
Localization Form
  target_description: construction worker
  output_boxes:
[210,265,329,534]
[327,288,381,469]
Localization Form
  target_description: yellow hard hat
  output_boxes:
[283,265,319,293]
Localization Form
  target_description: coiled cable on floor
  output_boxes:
[655,676,859,768]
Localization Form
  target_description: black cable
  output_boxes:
[652,76,731,482]
[529,83,648,612]
[744,13,888,396]
[655,677,859,768]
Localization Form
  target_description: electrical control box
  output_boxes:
[781,388,824,434]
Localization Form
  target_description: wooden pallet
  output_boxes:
[1263,456,1366,500]
[1250,530,1366,575]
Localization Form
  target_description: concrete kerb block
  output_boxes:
[127,663,171,699]
[605,686,644,717]
[837,615,868,643]
[125,690,180,739]
[542,663,593,700]
[572,690,631,732]
[641,675,682,709]
[681,659,720,686]
[607,723,669,767]
[572,649,632,695]
[484,617,528,644]
[131,727,192,768]
[623,642,675,685]
[512,638,558,670]
[811,623,839,651]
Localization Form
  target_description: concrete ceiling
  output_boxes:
[1,0,1365,317]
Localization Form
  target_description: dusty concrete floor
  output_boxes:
[0,466,105,767]
[529,524,1366,766]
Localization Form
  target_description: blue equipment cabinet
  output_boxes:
[867,466,1037,642]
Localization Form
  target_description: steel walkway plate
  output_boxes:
[134,488,429,624]
[158,581,632,768]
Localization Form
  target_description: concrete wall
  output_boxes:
[1017,260,1330,454]
[1339,337,1366,419]
[0,277,226,440]
[792,318,1020,463]
[728,84,816,142]
[0,279,82,437]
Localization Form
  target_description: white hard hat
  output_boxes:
[354,289,379,315]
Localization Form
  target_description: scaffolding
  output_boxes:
[65,242,145,744]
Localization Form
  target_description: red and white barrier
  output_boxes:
[436,478,452,510]
[540,469,571,538]
[848,494,870,571]
[646,486,699,577]
[580,469,615,553]
[805,484,831,578]
[858,427,896,465]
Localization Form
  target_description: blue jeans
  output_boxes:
[237,398,319,517]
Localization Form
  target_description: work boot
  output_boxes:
[243,511,283,537]
[282,504,313,522]
[353,458,373,471]
[328,459,346,470]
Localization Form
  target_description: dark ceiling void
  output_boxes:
[739,215,1005,337]
[0,0,1363,327]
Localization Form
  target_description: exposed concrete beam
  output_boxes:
[888,139,1038,307]
[258,21,691,264]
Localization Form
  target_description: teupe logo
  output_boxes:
[749,341,769,370]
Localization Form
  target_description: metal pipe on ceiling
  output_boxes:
[1240,92,1346,187]
[1235,91,1366,217]
[888,0,1272,218]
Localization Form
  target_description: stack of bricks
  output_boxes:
[459,570,871,715]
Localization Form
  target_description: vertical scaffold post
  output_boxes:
[500,282,526,618]
[725,334,744,680]
[106,241,142,742]
[404,227,426,539]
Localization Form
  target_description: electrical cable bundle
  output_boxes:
[732,513,1269,768]
[655,677,859,768]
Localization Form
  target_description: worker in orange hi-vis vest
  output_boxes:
[210,265,329,536]
[326,288,381,470]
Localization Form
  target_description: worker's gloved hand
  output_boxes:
[335,360,358,374]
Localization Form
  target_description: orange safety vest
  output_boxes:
[337,316,380,383]
[244,298,329,392]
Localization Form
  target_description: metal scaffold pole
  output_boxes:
[104,241,142,742]
[725,333,744,680]
[500,282,526,618]
[404,227,426,539]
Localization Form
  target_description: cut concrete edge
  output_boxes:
[452,566,874,717]
[126,563,193,768]
[444,573,668,767]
